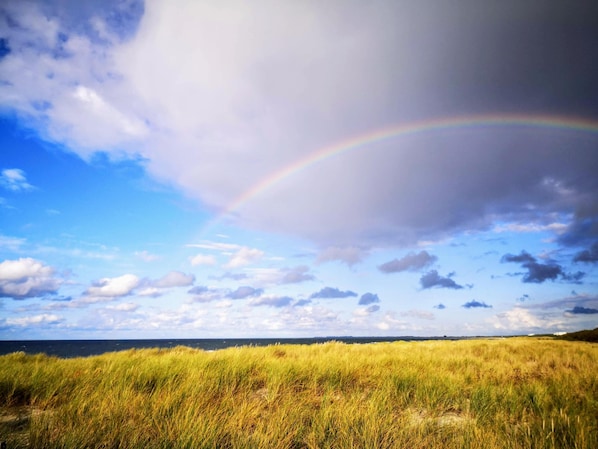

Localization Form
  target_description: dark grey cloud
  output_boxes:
[501,251,586,284]
[420,270,464,290]
[501,251,536,264]
[294,299,312,307]
[358,293,380,305]
[2,1,598,252]
[566,306,598,315]
[378,251,437,273]
[227,286,263,300]
[558,216,598,248]
[573,242,598,263]
[462,300,492,309]
[310,287,358,299]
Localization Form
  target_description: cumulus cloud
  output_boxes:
[0,168,34,192]
[0,258,62,299]
[501,251,536,264]
[310,287,357,299]
[378,251,437,273]
[420,270,464,290]
[358,292,380,305]
[84,274,139,300]
[353,304,380,317]
[501,251,585,283]
[249,295,293,308]
[462,300,492,309]
[224,247,264,269]
[152,271,195,288]
[573,242,598,263]
[279,265,315,284]
[565,306,598,315]
[227,286,263,300]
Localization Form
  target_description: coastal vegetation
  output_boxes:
[1,337,597,448]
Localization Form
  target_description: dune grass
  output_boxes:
[1,338,597,448]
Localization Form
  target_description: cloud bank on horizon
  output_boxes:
[0,0,597,338]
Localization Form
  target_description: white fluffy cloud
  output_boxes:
[0,258,61,299]
[0,169,34,192]
[84,273,139,300]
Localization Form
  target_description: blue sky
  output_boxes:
[1,0,597,339]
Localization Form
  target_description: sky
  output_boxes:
[1,0,598,339]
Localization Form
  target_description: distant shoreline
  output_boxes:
[0,335,518,358]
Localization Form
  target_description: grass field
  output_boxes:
[1,338,597,448]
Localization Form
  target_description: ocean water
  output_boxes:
[0,336,456,358]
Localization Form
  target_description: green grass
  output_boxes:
[1,338,597,448]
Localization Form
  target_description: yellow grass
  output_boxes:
[1,338,597,448]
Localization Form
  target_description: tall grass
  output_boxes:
[1,338,596,448]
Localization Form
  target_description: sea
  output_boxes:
[0,336,459,358]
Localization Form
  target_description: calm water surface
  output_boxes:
[0,337,459,358]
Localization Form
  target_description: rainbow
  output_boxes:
[204,113,598,233]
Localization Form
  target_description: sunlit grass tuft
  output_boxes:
[1,338,596,448]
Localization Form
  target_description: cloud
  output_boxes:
[434,303,446,310]
[209,272,248,281]
[227,286,263,300]
[401,309,435,320]
[501,251,536,264]
[353,304,380,317]
[310,287,358,299]
[0,168,34,192]
[0,235,26,251]
[462,300,492,309]
[190,254,217,266]
[224,247,264,269]
[84,274,139,300]
[5,313,63,327]
[152,271,195,288]
[517,294,530,302]
[316,246,367,266]
[249,295,293,308]
[565,306,598,315]
[135,250,160,262]
[378,250,437,273]
[573,242,598,263]
[105,302,139,312]
[0,258,62,299]
[1,1,598,252]
[279,265,315,284]
[420,270,464,290]
[501,251,585,283]
[187,286,225,303]
[358,292,380,305]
